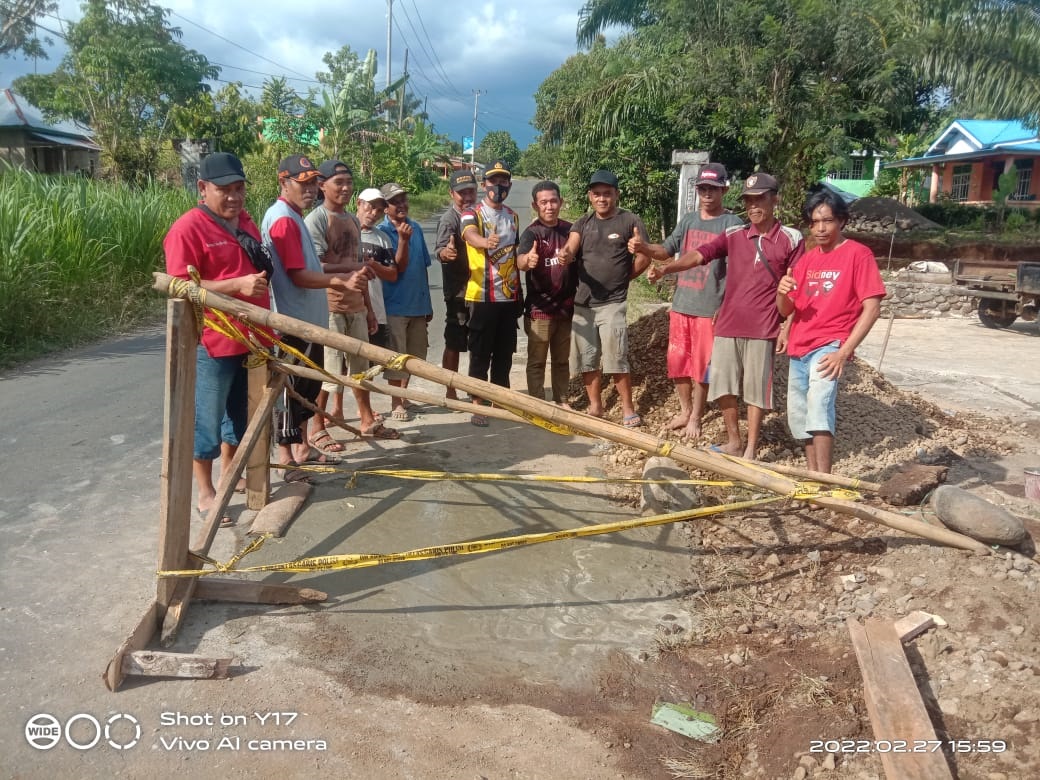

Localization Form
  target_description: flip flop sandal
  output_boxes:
[309,430,345,453]
[362,423,401,440]
[622,414,643,428]
[196,507,235,527]
[283,468,315,484]
[297,449,343,466]
[391,407,412,421]
[371,412,385,424]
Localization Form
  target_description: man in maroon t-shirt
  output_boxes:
[164,152,271,527]
[517,180,578,405]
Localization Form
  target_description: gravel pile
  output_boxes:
[847,196,943,233]
[568,307,1014,481]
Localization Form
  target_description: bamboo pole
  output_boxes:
[152,273,989,554]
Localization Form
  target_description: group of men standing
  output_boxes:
[166,151,885,524]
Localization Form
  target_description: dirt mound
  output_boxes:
[848,196,943,233]
[567,306,1014,481]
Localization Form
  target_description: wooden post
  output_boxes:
[157,299,197,608]
[246,362,272,510]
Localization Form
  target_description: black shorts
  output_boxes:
[369,323,390,351]
[444,298,470,353]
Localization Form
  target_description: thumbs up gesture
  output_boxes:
[627,226,647,255]
[487,231,500,250]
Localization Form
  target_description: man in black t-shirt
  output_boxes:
[559,170,651,425]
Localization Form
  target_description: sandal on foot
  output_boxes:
[622,414,643,428]
[470,413,489,427]
[309,430,345,453]
[391,407,411,421]
[297,447,342,465]
[283,468,315,484]
[362,423,401,440]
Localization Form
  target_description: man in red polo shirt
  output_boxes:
[164,152,272,527]
[650,172,804,459]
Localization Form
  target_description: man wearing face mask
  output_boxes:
[460,160,522,426]
[435,169,478,398]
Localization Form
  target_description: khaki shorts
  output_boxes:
[572,301,629,374]
[323,311,370,394]
[707,336,775,409]
[386,314,429,381]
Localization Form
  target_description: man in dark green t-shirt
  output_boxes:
[559,170,651,425]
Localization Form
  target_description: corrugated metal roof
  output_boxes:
[0,89,97,143]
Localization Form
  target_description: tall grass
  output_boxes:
[0,169,192,368]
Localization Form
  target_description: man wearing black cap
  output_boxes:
[305,160,395,445]
[649,171,804,458]
[261,154,372,478]
[165,152,272,526]
[460,159,522,426]
[435,169,478,398]
[558,169,651,426]
[630,162,743,440]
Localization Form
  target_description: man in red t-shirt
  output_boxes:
[777,187,886,473]
[164,152,271,527]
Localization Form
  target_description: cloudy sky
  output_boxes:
[2,0,596,148]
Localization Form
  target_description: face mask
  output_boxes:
[487,183,510,203]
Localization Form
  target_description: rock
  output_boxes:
[793,768,807,780]
[878,463,949,506]
[931,485,1027,545]
[1013,709,1040,723]
[736,623,751,634]
[1010,625,1026,637]
[1013,557,1032,572]
[639,457,700,516]
[807,550,821,563]
[766,553,781,567]
[910,576,927,587]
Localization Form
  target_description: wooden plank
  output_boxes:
[102,601,161,691]
[246,362,272,511]
[122,651,234,679]
[248,481,312,538]
[847,618,953,780]
[160,578,197,648]
[194,579,327,604]
[895,611,937,643]
[156,300,197,607]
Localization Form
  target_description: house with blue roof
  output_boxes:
[0,88,100,175]
[885,119,1040,205]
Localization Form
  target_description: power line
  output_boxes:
[407,0,461,96]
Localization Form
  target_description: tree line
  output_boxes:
[526,0,1040,236]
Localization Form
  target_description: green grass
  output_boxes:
[0,169,193,368]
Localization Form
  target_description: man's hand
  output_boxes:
[777,273,797,297]
[487,231,500,250]
[518,247,539,271]
[627,226,648,256]
[440,242,457,261]
[398,221,413,241]
[366,310,379,335]
[647,264,667,283]
[332,267,373,293]
[238,272,269,297]
[816,350,848,380]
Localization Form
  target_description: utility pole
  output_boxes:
[398,48,409,129]
[385,0,393,89]
[471,89,484,166]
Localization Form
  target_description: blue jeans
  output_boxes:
[787,341,840,440]
[194,347,248,460]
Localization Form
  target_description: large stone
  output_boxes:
[931,485,1028,546]
[879,463,948,506]
[640,456,700,516]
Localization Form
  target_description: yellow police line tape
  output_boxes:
[272,463,745,489]
[158,485,860,578]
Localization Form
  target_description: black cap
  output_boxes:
[483,160,511,179]
[450,169,477,191]
[199,152,246,185]
[741,172,779,196]
[318,160,352,180]
[695,162,729,188]
[277,154,320,182]
[588,169,619,189]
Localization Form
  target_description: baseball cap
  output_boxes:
[381,182,407,201]
[318,159,352,180]
[483,160,511,180]
[199,152,247,185]
[695,162,729,188]
[277,154,320,182]
[588,169,619,189]
[357,187,387,204]
[741,172,779,196]
[450,169,477,191]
